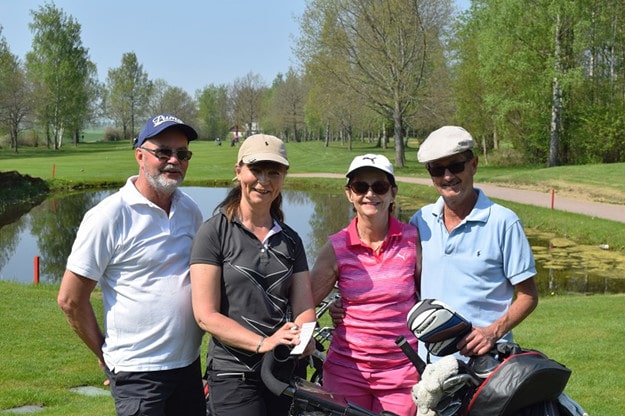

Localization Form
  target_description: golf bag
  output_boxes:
[403,299,588,416]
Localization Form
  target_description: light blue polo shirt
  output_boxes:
[409,189,536,357]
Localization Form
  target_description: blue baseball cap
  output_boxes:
[134,113,198,148]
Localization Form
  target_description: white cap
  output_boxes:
[345,154,395,185]
[417,126,474,163]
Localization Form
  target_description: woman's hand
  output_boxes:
[262,322,302,353]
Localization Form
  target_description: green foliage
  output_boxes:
[105,52,151,140]
[296,0,454,166]
[0,27,30,153]
[4,1,625,166]
[572,103,625,164]
[195,83,230,141]
[266,68,308,142]
[156,85,196,126]
[457,0,625,164]
[25,3,95,150]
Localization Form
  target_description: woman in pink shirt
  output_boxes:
[310,154,421,416]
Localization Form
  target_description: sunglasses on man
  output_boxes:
[426,157,472,177]
[140,147,193,161]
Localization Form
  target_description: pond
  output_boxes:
[1,187,624,294]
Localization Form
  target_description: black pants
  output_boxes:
[105,357,206,416]
[205,357,309,416]
[206,369,292,416]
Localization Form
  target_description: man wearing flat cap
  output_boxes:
[409,126,539,362]
[58,113,206,415]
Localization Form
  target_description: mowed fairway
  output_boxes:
[1,139,625,414]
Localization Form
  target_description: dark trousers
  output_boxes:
[106,357,206,416]
[206,369,292,416]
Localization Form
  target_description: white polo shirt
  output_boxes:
[66,176,204,372]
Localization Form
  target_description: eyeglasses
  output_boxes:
[140,147,193,161]
[348,181,391,195]
[426,158,471,177]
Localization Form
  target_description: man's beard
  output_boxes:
[145,165,184,195]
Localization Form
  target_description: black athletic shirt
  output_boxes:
[190,210,309,372]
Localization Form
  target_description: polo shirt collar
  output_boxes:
[228,209,284,239]
[432,188,491,225]
[122,175,182,210]
[346,214,403,248]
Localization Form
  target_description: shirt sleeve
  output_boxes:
[66,204,117,281]
[190,215,224,266]
[502,218,537,285]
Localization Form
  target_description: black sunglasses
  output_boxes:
[140,147,193,161]
[348,181,391,195]
[426,159,470,177]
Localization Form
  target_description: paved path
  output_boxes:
[290,173,625,223]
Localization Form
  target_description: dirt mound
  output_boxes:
[0,171,49,227]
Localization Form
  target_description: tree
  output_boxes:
[297,0,453,167]
[68,59,101,146]
[269,68,308,141]
[0,27,32,153]
[25,2,95,150]
[106,52,152,142]
[196,84,230,141]
[452,0,625,165]
[230,72,266,136]
[148,79,197,128]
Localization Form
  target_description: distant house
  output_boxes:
[229,122,260,139]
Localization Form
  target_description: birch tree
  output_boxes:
[25,3,94,149]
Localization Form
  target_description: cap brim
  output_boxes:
[241,154,289,166]
[178,124,198,141]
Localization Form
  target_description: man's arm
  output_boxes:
[57,270,105,363]
[459,278,538,356]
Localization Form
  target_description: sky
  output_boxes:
[1,0,470,97]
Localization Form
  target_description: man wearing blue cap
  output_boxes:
[58,114,206,415]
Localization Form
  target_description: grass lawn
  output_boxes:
[2,138,625,203]
[1,139,625,414]
[2,139,625,251]
[0,282,622,415]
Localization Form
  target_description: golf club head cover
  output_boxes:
[407,299,472,357]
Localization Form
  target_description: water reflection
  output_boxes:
[0,187,356,285]
[1,188,624,294]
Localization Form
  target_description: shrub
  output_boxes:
[487,148,526,166]
[103,126,123,142]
